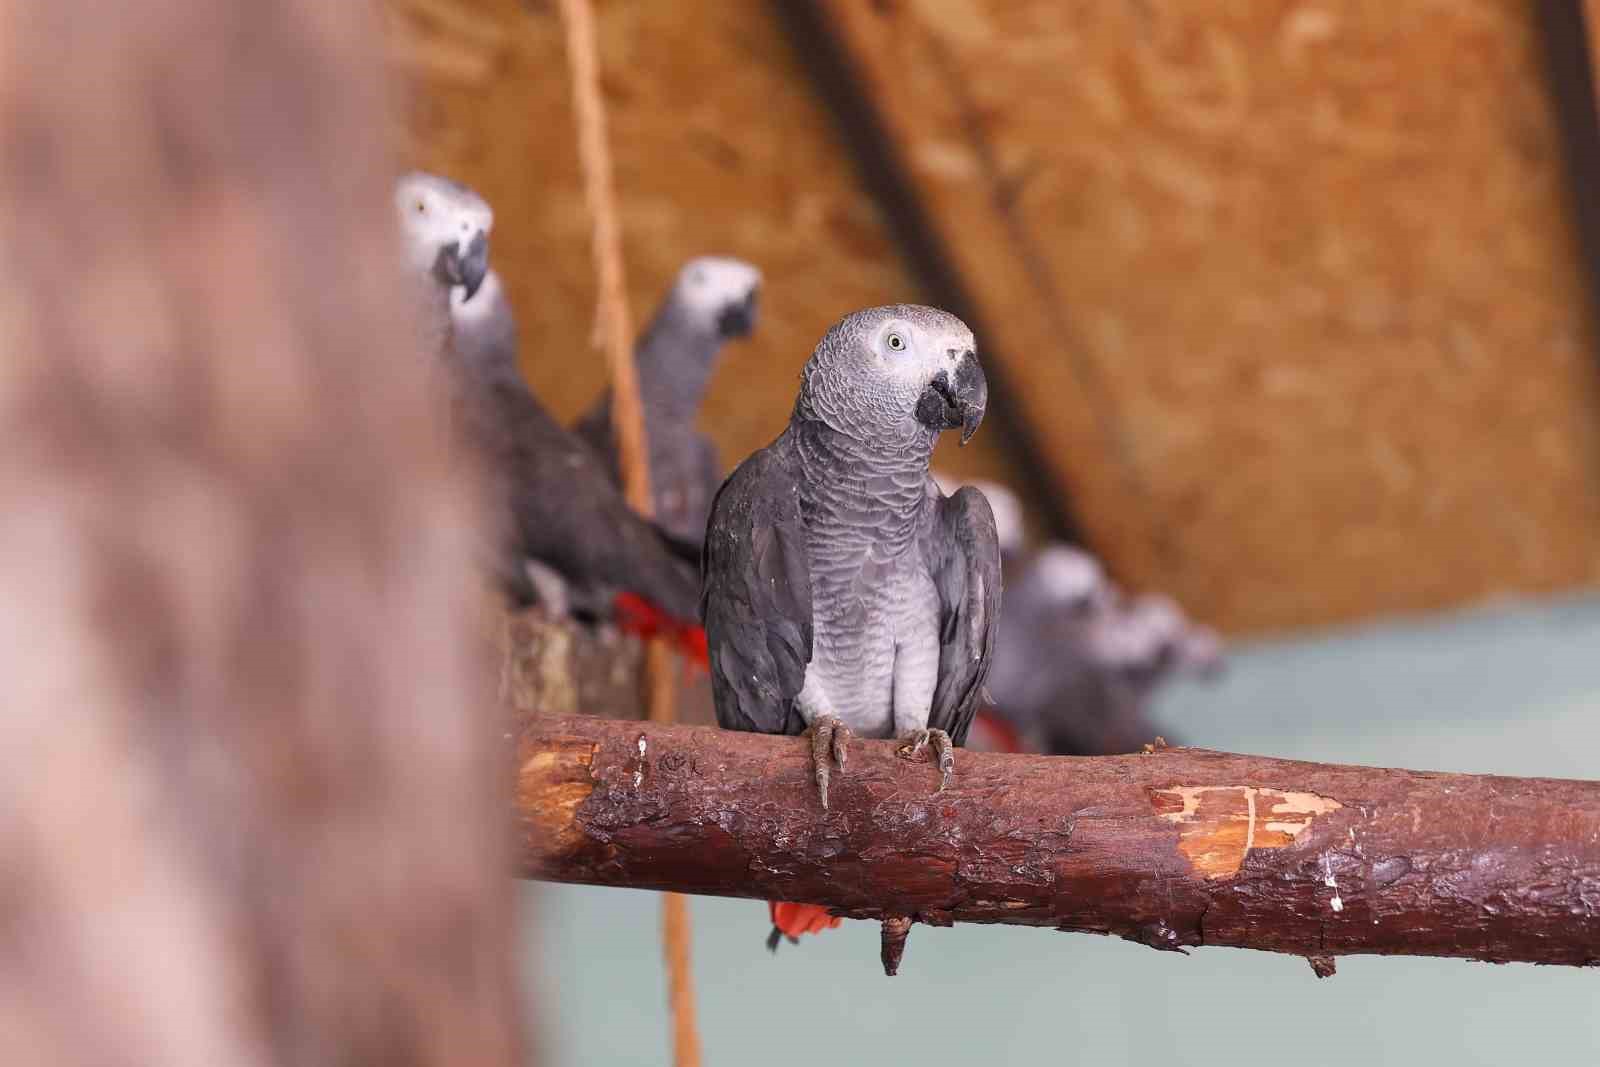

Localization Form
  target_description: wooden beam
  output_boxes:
[1542,1,1600,398]
[799,0,1168,586]
[519,714,1600,972]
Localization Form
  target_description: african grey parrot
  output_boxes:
[393,170,491,363]
[935,475,1222,756]
[394,173,701,625]
[575,256,761,547]
[993,546,1220,755]
[701,304,1001,811]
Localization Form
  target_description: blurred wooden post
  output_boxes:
[0,0,525,1062]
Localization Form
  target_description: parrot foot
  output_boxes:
[897,728,955,792]
[807,715,852,810]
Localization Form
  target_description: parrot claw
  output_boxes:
[808,715,851,810]
[898,728,956,791]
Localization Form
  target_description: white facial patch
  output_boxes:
[394,172,494,276]
[1127,594,1183,642]
[675,256,761,327]
[1088,593,1180,667]
[1032,545,1104,605]
[880,319,966,387]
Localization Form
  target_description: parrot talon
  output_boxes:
[808,715,850,810]
[898,728,956,791]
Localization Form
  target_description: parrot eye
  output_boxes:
[414,199,427,215]
[886,332,907,352]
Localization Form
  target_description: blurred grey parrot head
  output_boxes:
[801,303,987,446]
[394,171,493,301]
[673,255,762,340]
[1032,545,1106,614]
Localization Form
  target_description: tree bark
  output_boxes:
[518,714,1600,968]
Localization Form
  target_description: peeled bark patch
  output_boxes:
[1151,786,1343,879]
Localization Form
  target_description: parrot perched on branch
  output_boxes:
[395,173,702,655]
[576,256,761,548]
[701,304,1001,949]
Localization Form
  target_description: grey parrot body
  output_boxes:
[448,270,700,621]
[985,538,1222,756]
[576,256,761,547]
[702,305,1000,804]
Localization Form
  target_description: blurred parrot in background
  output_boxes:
[576,256,761,548]
[932,473,1222,756]
[396,172,703,657]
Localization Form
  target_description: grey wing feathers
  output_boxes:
[572,395,619,477]
[685,431,724,546]
[925,483,1003,746]
[472,380,700,620]
[700,439,813,735]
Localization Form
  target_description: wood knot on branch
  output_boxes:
[880,916,914,976]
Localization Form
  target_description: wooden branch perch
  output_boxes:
[519,714,1600,970]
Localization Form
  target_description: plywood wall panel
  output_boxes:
[817,0,1600,632]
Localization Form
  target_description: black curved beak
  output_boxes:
[917,349,988,444]
[716,288,759,339]
[434,229,490,301]
[457,230,489,301]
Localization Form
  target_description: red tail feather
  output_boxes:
[612,592,709,672]
[969,709,1025,753]
[769,900,841,941]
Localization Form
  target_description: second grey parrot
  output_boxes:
[576,256,761,547]
[444,266,702,625]
[935,474,1222,756]
[391,171,702,628]
[702,304,1000,809]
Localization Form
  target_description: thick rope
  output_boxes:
[556,1,699,1064]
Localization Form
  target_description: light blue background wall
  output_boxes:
[525,596,1600,1066]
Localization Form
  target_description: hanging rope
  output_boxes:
[556,1,700,1064]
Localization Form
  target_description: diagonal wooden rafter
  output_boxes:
[785,0,1172,583]
[1543,1,1600,392]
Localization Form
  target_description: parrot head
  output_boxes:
[1111,593,1223,678]
[394,171,493,302]
[674,255,762,340]
[1032,545,1106,615]
[803,304,988,447]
